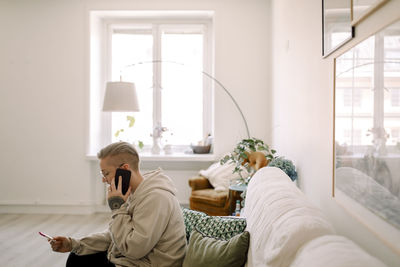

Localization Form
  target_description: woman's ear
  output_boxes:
[121,163,130,170]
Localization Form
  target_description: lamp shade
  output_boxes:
[102,81,140,112]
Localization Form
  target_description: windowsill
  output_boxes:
[140,152,217,162]
[87,152,217,171]
[86,152,217,162]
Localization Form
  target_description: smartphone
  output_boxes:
[115,168,131,195]
[39,231,53,240]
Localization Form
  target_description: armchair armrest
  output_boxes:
[188,176,213,191]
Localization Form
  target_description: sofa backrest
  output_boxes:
[291,235,386,267]
[243,167,335,267]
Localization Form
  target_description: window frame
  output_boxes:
[89,13,214,154]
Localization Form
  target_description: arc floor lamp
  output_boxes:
[102,60,250,154]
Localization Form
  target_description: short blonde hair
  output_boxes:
[97,142,139,171]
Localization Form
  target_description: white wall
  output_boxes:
[270,0,400,266]
[0,0,92,210]
[0,0,270,210]
[1,0,399,265]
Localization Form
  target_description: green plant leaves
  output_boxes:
[127,116,135,127]
[112,115,145,150]
[138,140,144,149]
[220,155,231,165]
[114,129,124,137]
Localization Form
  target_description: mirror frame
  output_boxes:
[322,0,354,57]
[351,0,389,26]
[333,18,400,254]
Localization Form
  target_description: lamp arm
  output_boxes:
[201,71,250,138]
[122,60,184,70]
[119,60,251,138]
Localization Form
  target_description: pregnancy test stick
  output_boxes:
[39,231,53,240]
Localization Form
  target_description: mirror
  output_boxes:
[334,19,400,250]
[323,0,354,57]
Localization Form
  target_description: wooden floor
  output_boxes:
[0,213,110,267]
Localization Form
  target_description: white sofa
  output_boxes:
[242,167,387,267]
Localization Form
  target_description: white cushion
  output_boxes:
[243,167,335,267]
[291,235,387,267]
[199,162,248,192]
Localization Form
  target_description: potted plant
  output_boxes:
[220,138,277,185]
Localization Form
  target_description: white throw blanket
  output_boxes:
[243,167,335,267]
[291,235,386,267]
[199,162,249,192]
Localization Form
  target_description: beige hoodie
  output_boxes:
[70,169,187,267]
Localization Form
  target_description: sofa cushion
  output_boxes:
[243,167,335,267]
[181,207,207,241]
[196,216,247,241]
[291,235,387,267]
[182,230,250,267]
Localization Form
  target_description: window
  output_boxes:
[111,31,154,146]
[391,128,399,140]
[88,11,214,155]
[342,87,363,107]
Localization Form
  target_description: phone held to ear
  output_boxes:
[115,168,131,195]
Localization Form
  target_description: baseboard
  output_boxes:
[0,202,189,214]
[0,204,108,214]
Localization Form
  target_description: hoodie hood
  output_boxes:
[131,168,177,204]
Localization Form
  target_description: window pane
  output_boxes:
[385,118,400,145]
[111,33,153,146]
[336,117,373,148]
[161,32,204,145]
[384,34,400,146]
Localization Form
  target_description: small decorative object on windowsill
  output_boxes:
[163,144,173,155]
[150,125,169,155]
[191,144,211,154]
[191,134,213,154]
[162,131,174,155]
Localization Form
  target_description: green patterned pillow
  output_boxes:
[181,207,207,241]
[195,216,247,241]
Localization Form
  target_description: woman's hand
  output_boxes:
[50,236,72,253]
[108,176,132,202]
[107,176,132,210]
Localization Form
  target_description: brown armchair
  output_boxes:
[188,151,268,216]
[188,176,230,215]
